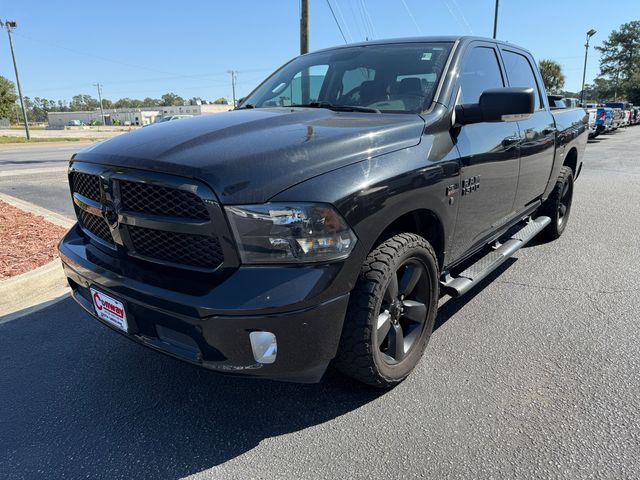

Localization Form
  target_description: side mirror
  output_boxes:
[454,87,535,125]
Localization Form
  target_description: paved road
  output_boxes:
[0,142,92,218]
[2,128,640,479]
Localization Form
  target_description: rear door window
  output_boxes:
[502,51,543,109]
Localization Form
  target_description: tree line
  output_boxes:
[0,82,229,124]
[538,20,640,104]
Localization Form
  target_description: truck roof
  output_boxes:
[313,36,531,55]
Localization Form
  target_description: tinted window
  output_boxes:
[341,67,375,95]
[459,47,504,104]
[502,51,542,108]
[261,64,329,107]
[243,43,453,113]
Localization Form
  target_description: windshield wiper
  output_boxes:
[293,102,381,113]
[237,103,255,109]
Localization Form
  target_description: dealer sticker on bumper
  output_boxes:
[90,288,128,332]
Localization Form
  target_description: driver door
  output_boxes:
[450,43,520,261]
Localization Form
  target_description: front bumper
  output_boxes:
[59,225,350,383]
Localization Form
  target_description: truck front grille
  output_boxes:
[120,181,209,219]
[129,226,224,268]
[78,210,113,244]
[69,165,226,271]
[70,172,101,202]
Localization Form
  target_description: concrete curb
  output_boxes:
[0,260,71,322]
[0,195,74,323]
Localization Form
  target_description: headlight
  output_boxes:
[225,203,357,264]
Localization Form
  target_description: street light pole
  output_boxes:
[227,70,237,107]
[94,82,105,125]
[580,29,597,105]
[492,0,499,39]
[1,20,30,140]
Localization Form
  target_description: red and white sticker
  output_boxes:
[90,288,128,332]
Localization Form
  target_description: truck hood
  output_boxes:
[74,108,425,203]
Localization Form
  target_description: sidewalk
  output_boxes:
[0,127,130,140]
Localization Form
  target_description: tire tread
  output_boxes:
[333,233,438,387]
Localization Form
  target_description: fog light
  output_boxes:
[249,331,277,364]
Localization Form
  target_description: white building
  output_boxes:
[47,104,232,128]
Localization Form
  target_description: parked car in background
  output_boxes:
[562,97,581,108]
[587,108,598,138]
[548,95,567,109]
[66,120,85,127]
[154,115,193,124]
[596,107,611,135]
[605,102,630,129]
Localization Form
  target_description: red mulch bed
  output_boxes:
[0,200,68,279]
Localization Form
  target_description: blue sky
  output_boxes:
[0,0,637,103]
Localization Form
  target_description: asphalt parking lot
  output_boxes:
[1,128,640,479]
[0,142,92,218]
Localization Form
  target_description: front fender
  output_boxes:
[271,135,461,284]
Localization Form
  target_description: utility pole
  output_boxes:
[300,0,310,103]
[580,29,597,105]
[227,70,237,107]
[492,0,499,39]
[300,0,309,54]
[94,82,106,125]
[1,20,30,140]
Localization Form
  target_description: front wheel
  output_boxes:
[333,233,439,388]
[539,165,574,241]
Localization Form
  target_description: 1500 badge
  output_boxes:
[461,175,480,196]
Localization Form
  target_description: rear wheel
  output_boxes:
[539,165,574,240]
[334,233,439,388]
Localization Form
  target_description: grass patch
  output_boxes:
[8,125,47,130]
[0,136,98,144]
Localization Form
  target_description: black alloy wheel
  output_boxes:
[557,176,573,229]
[540,165,574,241]
[334,233,439,388]
[377,259,430,364]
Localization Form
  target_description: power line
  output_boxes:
[333,0,354,43]
[400,0,423,35]
[325,0,348,44]
[348,0,365,41]
[449,0,474,34]
[443,0,466,34]
[11,30,270,84]
[360,0,377,39]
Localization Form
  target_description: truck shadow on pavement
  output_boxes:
[434,258,516,332]
[0,297,382,479]
[0,261,516,479]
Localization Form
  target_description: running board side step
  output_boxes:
[441,216,551,298]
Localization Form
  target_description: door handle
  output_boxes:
[502,136,520,148]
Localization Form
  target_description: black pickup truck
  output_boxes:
[59,36,587,387]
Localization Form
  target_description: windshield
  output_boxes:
[241,42,453,114]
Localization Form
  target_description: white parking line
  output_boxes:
[0,166,68,178]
